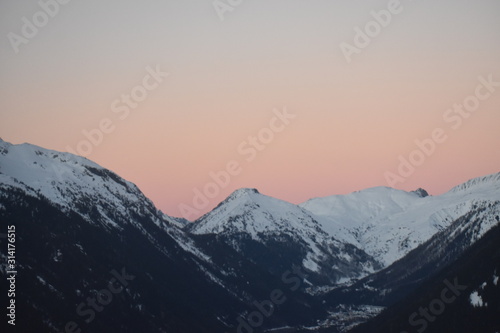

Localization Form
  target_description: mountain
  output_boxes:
[183,171,499,332]
[295,173,500,332]
[188,188,382,287]
[299,186,429,266]
[0,139,172,228]
[315,195,500,331]
[350,222,500,333]
[186,171,500,292]
[0,138,498,332]
[0,139,324,332]
[300,175,500,267]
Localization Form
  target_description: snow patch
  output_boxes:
[469,291,484,307]
[52,249,62,262]
[303,254,320,273]
[37,276,47,285]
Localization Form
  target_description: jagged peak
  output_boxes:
[448,172,500,194]
[200,188,262,219]
[411,188,429,198]
[226,188,260,200]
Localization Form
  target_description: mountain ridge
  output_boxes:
[1,138,499,332]
[2,139,499,271]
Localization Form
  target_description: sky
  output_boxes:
[0,0,499,220]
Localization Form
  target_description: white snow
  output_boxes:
[303,254,320,272]
[2,139,499,284]
[191,188,326,241]
[0,140,154,228]
[469,291,484,307]
[36,275,57,292]
[318,304,385,332]
[493,272,499,286]
[190,170,500,272]
[191,188,378,280]
[0,140,226,277]
[299,174,500,266]
[52,249,62,262]
[37,276,46,285]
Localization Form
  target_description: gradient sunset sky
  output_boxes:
[1,0,499,219]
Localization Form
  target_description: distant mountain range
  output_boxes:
[0,139,499,332]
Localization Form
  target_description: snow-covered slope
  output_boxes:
[0,139,213,266]
[0,139,175,228]
[300,187,424,230]
[0,139,331,331]
[1,138,498,331]
[190,188,326,239]
[189,188,381,284]
[190,171,500,271]
[300,173,500,266]
[300,187,425,252]
[4,138,497,286]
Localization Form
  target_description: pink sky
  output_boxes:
[1,0,499,219]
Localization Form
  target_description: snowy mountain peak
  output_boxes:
[0,139,101,170]
[300,174,500,266]
[299,186,422,222]
[0,140,168,229]
[226,188,260,201]
[190,187,318,236]
[448,172,500,194]
[188,187,381,282]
